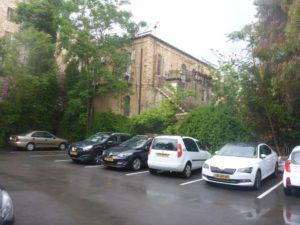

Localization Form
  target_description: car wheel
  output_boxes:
[149,168,158,175]
[93,153,102,165]
[283,187,292,196]
[182,162,192,178]
[132,158,142,171]
[272,163,279,178]
[72,159,80,163]
[26,143,35,151]
[253,170,261,190]
[58,143,67,151]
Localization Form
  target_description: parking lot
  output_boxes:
[0,149,299,225]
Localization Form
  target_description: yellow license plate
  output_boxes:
[214,174,230,180]
[105,157,114,162]
[157,153,169,158]
[70,151,78,156]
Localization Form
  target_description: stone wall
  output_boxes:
[0,0,21,38]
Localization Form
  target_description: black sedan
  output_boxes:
[68,132,131,164]
[102,135,153,171]
[0,186,14,225]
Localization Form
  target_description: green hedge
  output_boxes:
[178,105,251,153]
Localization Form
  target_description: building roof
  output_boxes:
[134,33,216,69]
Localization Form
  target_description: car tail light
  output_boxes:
[15,136,20,142]
[148,148,151,155]
[177,143,183,158]
[285,160,291,172]
[286,177,291,185]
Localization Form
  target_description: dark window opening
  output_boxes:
[123,96,130,117]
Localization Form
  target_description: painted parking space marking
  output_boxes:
[257,181,283,199]
[180,179,203,186]
[54,159,72,163]
[30,154,66,158]
[84,165,102,168]
[125,171,149,176]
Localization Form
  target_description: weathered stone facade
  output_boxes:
[0,0,21,39]
[95,34,214,117]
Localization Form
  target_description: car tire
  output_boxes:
[72,159,80,163]
[149,168,158,175]
[272,163,279,178]
[131,158,142,171]
[93,152,102,165]
[182,162,192,178]
[283,187,292,196]
[253,170,262,190]
[58,143,67,151]
[26,143,35,151]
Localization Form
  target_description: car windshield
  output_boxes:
[218,144,257,158]
[85,133,110,143]
[120,136,148,149]
[291,152,300,165]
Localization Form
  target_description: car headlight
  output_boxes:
[117,152,133,159]
[82,145,93,151]
[203,162,210,169]
[237,167,253,174]
[1,190,14,222]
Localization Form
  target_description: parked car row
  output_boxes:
[9,131,300,194]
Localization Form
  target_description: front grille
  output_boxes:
[210,166,236,175]
[206,176,241,184]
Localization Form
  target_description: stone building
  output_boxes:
[95,33,214,117]
[0,0,21,39]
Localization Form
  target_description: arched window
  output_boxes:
[123,96,130,117]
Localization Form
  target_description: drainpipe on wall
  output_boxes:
[138,48,143,114]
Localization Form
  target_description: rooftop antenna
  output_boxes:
[153,21,159,36]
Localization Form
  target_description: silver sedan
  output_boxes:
[9,131,68,151]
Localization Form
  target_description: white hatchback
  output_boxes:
[283,146,300,195]
[147,136,211,178]
[202,143,278,189]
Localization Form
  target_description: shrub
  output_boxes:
[178,105,250,153]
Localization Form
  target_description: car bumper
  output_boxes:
[102,158,130,169]
[9,141,27,149]
[147,160,184,172]
[202,168,255,187]
[283,173,300,188]
[68,152,94,162]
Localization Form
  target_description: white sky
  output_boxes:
[126,0,257,65]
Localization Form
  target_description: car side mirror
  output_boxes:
[107,140,114,145]
[260,154,267,159]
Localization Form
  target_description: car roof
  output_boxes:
[225,142,261,148]
[292,146,300,152]
[154,135,197,140]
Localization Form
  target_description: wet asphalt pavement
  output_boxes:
[0,149,299,225]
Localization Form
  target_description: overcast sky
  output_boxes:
[126,0,257,65]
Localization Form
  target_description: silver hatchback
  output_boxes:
[9,131,68,151]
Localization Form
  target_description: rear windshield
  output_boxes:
[152,138,178,151]
[291,152,300,165]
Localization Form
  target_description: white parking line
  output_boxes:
[84,165,102,168]
[125,171,149,176]
[180,179,203,186]
[257,181,283,199]
[54,159,72,163]
[30,154,66,158]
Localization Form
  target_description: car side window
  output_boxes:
[43,132,54,139]
[196,141,207,151]
[108,136,118,144]
[183,138,199,152]
[32,132,42,138]
[260,145,272,157]
[120,135,130,142]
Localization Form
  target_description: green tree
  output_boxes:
[59,0,145,136]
